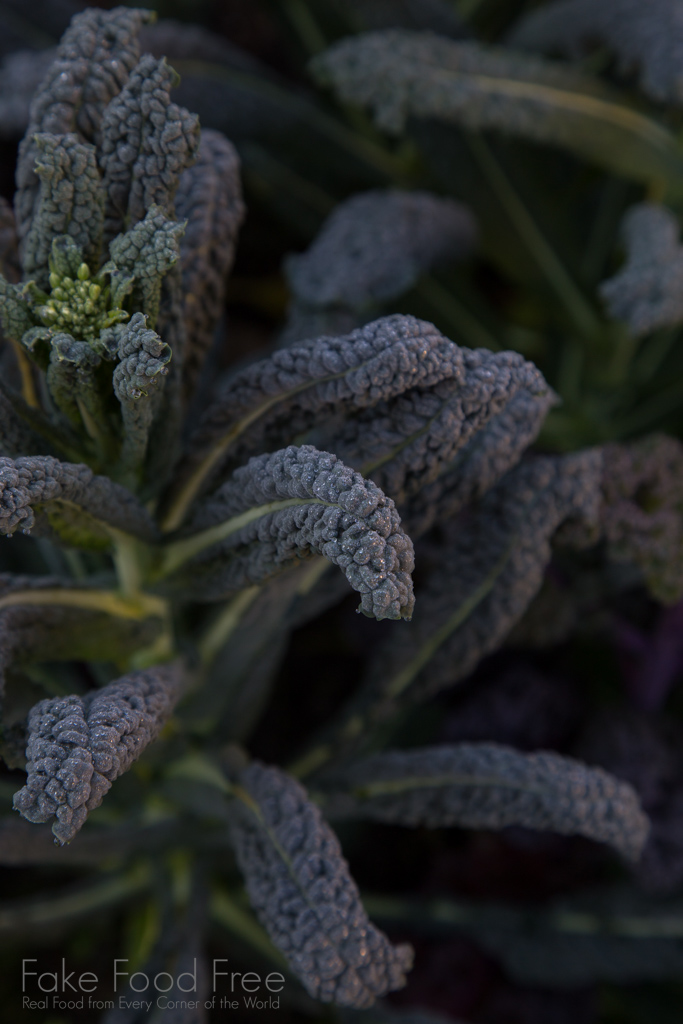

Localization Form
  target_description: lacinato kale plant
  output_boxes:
[2,3,683,1023]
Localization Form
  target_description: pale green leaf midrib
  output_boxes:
[159,496,335,578]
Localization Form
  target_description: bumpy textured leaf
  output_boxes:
[312,31,683,186]
[324,347,553,509]
[0,454,156,545]
[169,315,464,528]
[402,362,558,535]
[0,573,165,706]
[285,189,476,311]
[98,53,200,243]
[14,6,152,244]
[509,0,683,105]
[600,435,683,603]
[323,743,649,862]
[363,451,602,705]
[112,312,171,485]
[21,133,104,289]
[13,663,183,843]
[107,205,185,329]
[226,761,413,1007]
[600,203,683,335]
[0,275,35,344]
[175,128,245,401]
[45,332,104,436]
[164,445,415,622]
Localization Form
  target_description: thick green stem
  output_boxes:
[197,587,261,667]
[0,586,167,620]
[468,133,600,341]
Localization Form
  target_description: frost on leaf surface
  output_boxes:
[324,346,553,512]
[401,351,557,535]
[112,312,172,486]
[323,744,649,862]
[175,128,245,401]
[227,761,413,1007]
[285,189,476,311]
[600,204,683,336]
[0,454,157,546]
[98,52,200,242]
[15,6,153,244]
[177,315,464,516]
[310,29,669,183]
[22,133,104,290]
[363,451,602,704]
[167,445,415,621]
[508,0,683,105]
[13,664,183,844]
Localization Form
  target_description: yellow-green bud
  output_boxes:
[77,263,90,281]
[49,272,61,290]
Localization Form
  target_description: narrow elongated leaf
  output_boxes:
[323,743,649,861]
[160,445,415,622]
[0,454,157,547]
[365,451,602,704]
[112,312,172,488]
[13,663,183,843]
[164,314,464,530]
[98,53,200,242]
[323,346,553,510]
[402,369,558,535]
[312,31,683,189]
[176,128,245,402]
[14,7,152,244]
[226,761,413,1007]
[22,133,105,289]
[509,0,683,106]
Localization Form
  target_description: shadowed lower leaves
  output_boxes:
[226,761,413,1008]
[320,743,649,862]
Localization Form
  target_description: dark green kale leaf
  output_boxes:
[13,662,183,843]
[226,761,413,1007]
[160,445,415,622]
[322,743,649,862]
